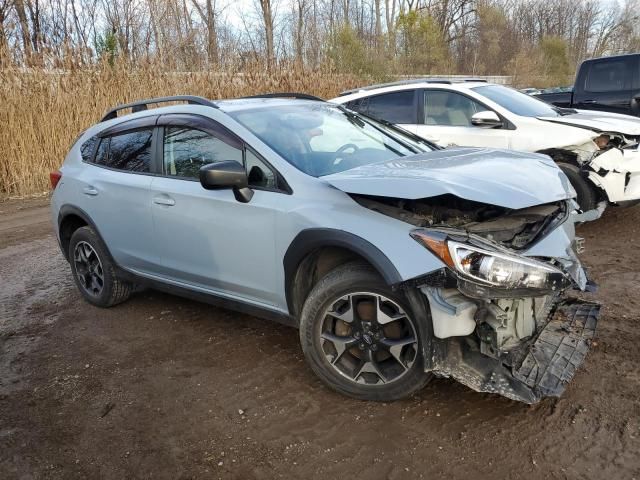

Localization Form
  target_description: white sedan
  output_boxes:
[332,80,640,211]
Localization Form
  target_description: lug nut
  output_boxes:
[359,343,365,350]
[371,344,378,351]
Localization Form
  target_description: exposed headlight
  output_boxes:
[411,230,570,292]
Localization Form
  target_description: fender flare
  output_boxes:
[57,204,111,261]
[282,228,402,314]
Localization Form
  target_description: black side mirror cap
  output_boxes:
[199,161,254,203]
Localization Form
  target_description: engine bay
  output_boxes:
[352,193,564,249]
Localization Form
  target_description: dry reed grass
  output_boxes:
[0,61,364,198]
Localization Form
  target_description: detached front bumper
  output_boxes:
[424,298,600,404]
[513,300,599,399]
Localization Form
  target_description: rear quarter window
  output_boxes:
[80,136,98,162]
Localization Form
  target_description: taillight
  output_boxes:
[50,170,62,189]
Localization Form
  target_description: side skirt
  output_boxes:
[116,267,297,328]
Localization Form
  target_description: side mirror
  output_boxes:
[471,110,502,128]
[199,161,254,203]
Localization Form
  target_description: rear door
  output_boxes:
[148,114,284,307]
[76,118,159,273]
[415,89,512,148]
[574,57,637,115]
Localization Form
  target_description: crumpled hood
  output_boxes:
[322,148,575,209]
[538,111,640,136]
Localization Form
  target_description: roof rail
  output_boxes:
[339,78,489,96]
[101,95,218,122]
[241,92,325,102]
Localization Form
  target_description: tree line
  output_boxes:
[1,0,639,86]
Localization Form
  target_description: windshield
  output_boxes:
[473,85,561,117]
[229,103,432,177]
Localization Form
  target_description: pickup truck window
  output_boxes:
[473,85,559,117]
[584,60,630,93]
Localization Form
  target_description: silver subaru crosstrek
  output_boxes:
[50,94,600,403]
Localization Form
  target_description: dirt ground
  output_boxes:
[0,197,638,480]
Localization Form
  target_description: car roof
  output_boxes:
[339,78,493,97]
[216,97,326,112]
[99,95,329,124]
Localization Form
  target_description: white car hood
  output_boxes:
[322,148,575,209]
[537,111,640,136]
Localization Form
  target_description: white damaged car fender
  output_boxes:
[588,147,640,203]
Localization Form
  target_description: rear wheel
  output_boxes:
[69,226,132,307]
[299,262,432,401]
[557,162,598,211]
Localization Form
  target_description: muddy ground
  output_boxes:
[0,196,638,480]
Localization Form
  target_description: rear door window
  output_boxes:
[93,129,154,173]
[585,60,631,92]
[362,90,417,123]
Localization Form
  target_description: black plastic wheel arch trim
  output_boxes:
[57,205,115,262]
[282,228,403,316]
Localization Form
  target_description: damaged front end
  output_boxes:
[545,131,640,205]
[586,139,640,204]
[357,194,600,403]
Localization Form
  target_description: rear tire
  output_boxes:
[299,262,432,401]
[557,163,597,211]
[68,226,132,307]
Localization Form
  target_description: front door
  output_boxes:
[415,89,512,149]
[148,116,283,307]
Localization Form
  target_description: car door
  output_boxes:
[415,89,511,148]
[76,120,159,274]
[148,114,283,307]
[574,57,637,115]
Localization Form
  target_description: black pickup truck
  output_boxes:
[535,53,640,116]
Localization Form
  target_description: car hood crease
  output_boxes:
[321,148,574,209]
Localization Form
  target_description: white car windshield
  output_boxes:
[473,85,562,118]
[230,103,433,177]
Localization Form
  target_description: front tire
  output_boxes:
[299,262,432,401]
[558,163,598,211]
[68,226,132,307]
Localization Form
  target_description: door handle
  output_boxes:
[153,196,175,206]
[83,186,98,196]
[582,100,597,104]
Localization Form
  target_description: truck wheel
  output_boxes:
[68,226,132,307]
[299,262,432,401]
[558,163,597,211]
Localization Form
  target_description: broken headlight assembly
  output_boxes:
[411,230,571,293]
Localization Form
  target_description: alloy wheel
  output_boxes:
[73,241,104,297]
[318,292,418,385]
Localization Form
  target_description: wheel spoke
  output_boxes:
[321,332,358,365]
[375,295,406,325]
[326,295,355,323]
[355,350,386,384]
[379,336,416,370]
